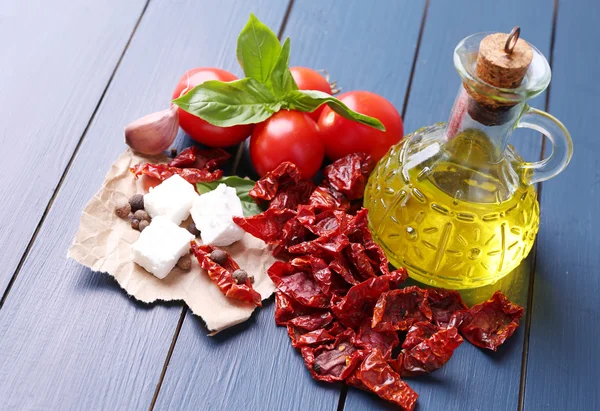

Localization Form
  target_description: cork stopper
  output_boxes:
[466,27,533,125]
[476,27,533,89]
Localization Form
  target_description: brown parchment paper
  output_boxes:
[68,149,277,334]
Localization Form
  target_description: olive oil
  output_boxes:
[364,125,539,289]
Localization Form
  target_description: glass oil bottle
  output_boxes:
[364,28,572,289]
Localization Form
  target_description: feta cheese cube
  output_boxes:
[144,174,198,224]
[131,216,195,279]
[190,183,245,247]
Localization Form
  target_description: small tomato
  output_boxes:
[250,111,324,179]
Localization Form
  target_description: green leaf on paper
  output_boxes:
[237,13,282,85]
[282,90,385,131]
[173,77,281,127]
[268,37,298,97]
[196,176,263,217]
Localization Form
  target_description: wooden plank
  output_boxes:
[154,1,426,410]
[0,1,289,409]
[343,0,554,410]
[0,0,146,294]
[524,1,600,409]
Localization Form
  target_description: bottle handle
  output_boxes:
[516,105,573,184]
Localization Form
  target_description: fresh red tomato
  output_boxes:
[250,110,324,178]
[290,67,332,121]
[318,91,404,162]
[172,67,253,147]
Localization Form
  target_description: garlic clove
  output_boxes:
[124,104,179,155]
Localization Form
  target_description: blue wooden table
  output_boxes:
[0,0,597,409]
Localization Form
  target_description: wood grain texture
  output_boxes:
[154,1,426,410]
[0,0,146,294]
[343,0,554,410]
[524,1,600,409]
[0,1,288,409]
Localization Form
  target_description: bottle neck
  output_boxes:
[445,87,524,163]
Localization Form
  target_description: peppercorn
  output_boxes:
[187,222,201,236]
[209,249,227,265]
[232,269,248,284]
[134,209,150,222]
[176,254,191,270]
[138,220,149,231]
[114,201,131,219]
[131,218,140,230]
[170,147,178,158]
[129,194,144,212]
[248,275,255,284]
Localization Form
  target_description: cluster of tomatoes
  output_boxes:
[172,67,404,179]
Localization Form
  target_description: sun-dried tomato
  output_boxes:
[346,243,377,280]
[326,321,347,336]
[389,268,409,289]
[291,256,348,297]
[308,184,350,212]
[323,153,375,200]
[354,318,399,360]
[352,349,418,411]
[130,163,223,184]
[395,322,463,377]
[190,242,261,306]
[331,275,391,328]
[267,262,329,308]
[326,255,357,286]
[304,209,350,238]
[290,327,336,348]
[168,146,230,170]
[233,208,296,244]
[288,312,334,331]
[346,209,390,276]
[428,288,469,328]
[457,290,524,351]
[269,180,316,210]
[286,312,335,348]
[300,329,364,383]
[371,287,432,332]
[288,232,350,257]
[249,162,302,201]
[274,291,316,325]
[402,321,439,350]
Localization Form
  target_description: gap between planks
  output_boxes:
[336,0,430,409]
[0,0,152,312]
[147,1,297,409]
[517,0,559,409]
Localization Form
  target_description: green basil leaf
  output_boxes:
[282,90,385,131]
[269,37,298,97]
[196,176,263,217]
[173,77,281,126]
[237,13,282,84]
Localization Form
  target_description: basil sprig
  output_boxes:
[173,14,384,131]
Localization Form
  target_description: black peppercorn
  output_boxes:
[134,209,150,222]
[131,218,140,230]
[129,194,144,212]
[176,254,191,270]
[187,222,201,236]
[114,201,131,219]
[209,249,227,265]
[232,269,248,284]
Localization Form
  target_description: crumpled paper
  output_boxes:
[68,149,277,334]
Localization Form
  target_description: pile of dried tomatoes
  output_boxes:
[232,154,524,410]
